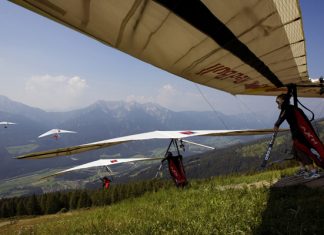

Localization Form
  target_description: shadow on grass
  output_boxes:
[254,185,324,234]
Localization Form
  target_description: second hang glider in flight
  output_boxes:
[0,121,16,128]
[38,129,77,140]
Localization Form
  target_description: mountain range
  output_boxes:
[0,94,277,179]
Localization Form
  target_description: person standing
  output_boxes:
[274,94,321,179]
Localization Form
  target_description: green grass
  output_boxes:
[1,168,323,235]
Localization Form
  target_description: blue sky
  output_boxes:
[0,1,323,118]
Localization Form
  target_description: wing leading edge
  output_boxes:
[16,129,288,159]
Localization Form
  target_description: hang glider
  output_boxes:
[40,129,288,187]
[10,0,322,96]
[0,121,16,128]
[38,128,77,139]
[43,157,163,179]
[17,128,287,159]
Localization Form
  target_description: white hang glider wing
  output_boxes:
[43,157,163,178]
[0,122,16,126]
[38,129,77,138]
[9,0,321,97]
[17,129,287,159]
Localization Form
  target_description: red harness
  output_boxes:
[294,108,324,168]
[167,155,188,187]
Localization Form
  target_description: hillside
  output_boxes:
[0,168,323,234]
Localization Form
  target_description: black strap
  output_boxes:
[297,99,315,121]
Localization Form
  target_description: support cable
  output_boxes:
[195,84,229,129]
[235,96,268,127]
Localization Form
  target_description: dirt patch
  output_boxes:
[216,180,278,191]
[0,221,12,228]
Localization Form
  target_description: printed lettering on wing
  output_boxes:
[196,63,250,84]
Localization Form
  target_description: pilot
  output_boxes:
[273,94,320,179]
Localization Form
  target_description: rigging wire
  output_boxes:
[194,84,229,129]
[235,96,275,151]
[235,96,268,127]
[228,96,250,128]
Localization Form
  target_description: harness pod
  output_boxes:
[101,177,111,189]
[166,152,188,187]
[294,107,324,168]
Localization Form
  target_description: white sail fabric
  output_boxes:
[38,129,77,138]
[10,0,320,96]
[0,122,16,125]
[45,157,162,178]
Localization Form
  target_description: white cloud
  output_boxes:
[24,74,88,111]
[125,95,154,103]
[155,84,203,110]
[123,84,207,111]
[156,84,177,106]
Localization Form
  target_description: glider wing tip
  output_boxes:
[14,156,28,160]
[40,175,54,180]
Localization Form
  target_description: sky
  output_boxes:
[0,0,323,118]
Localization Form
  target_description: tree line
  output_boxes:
[0,179,172,218]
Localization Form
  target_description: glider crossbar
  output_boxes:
[181,139,215,150]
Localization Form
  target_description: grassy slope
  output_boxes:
[1,168,323,235]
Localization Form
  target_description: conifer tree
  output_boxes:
[77,191,92,208]
[40,194,48,214]
[45,194,61,214]
[26,194,41,215]
[59,193,69,210]
[16,200,27,216]
[90,191,102,207]
[0,202,10,218]
[6,198,16,217]
[69,191,80,210]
